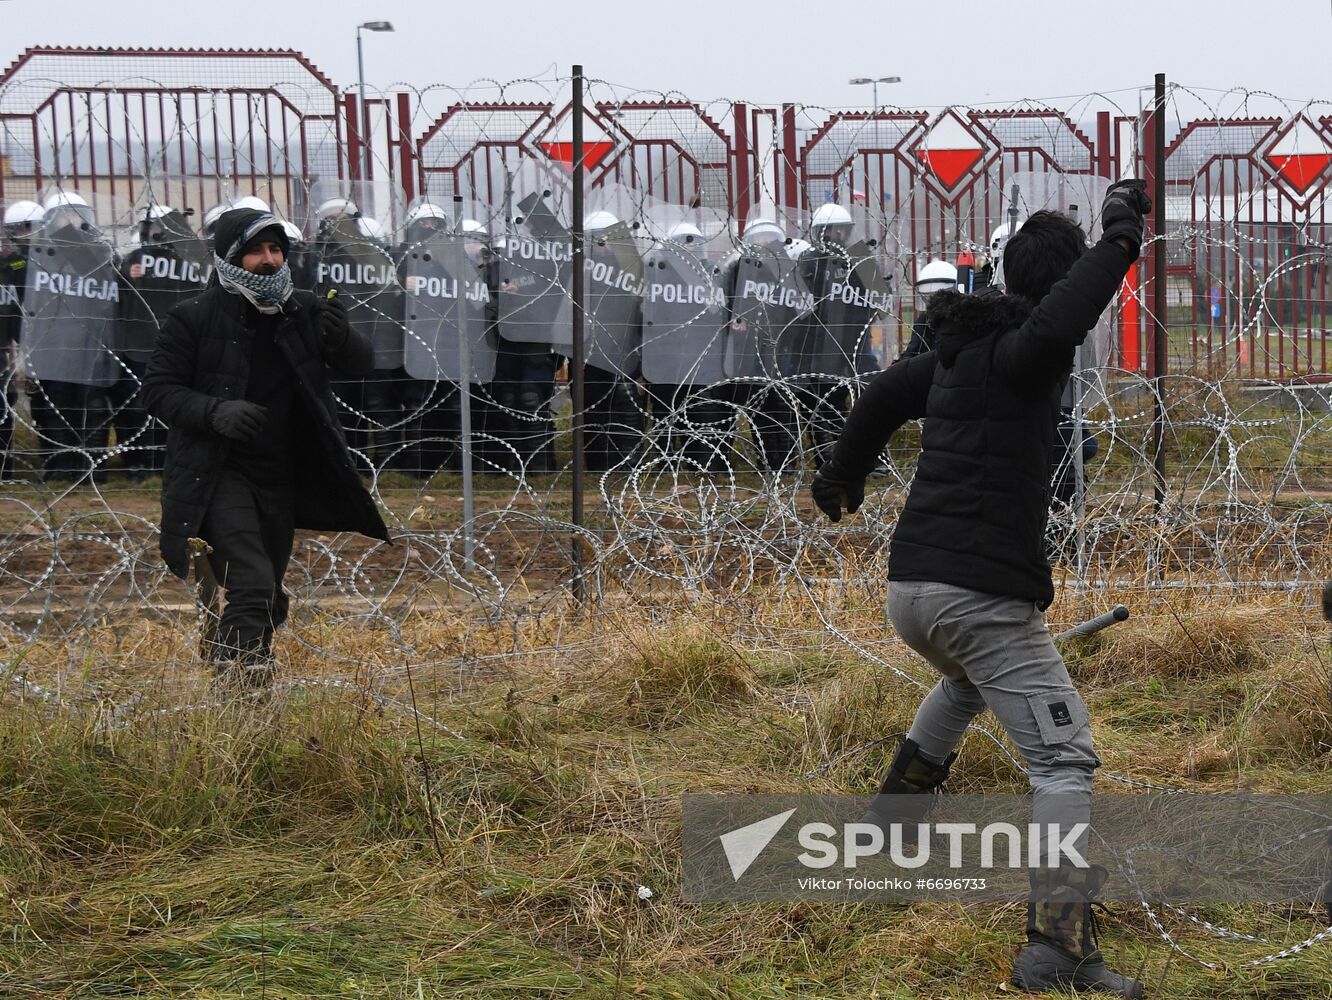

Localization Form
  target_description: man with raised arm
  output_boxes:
[811,181,1152,998]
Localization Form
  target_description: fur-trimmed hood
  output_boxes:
[920,287,1033,366]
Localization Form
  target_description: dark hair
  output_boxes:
[1002,210,1087,302]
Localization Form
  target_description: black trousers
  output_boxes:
[0,361,16,479]
[582,364,644,472]
[333,368,417,474]
[200,467,295,663]
[643,382,734,472]
[789,376,849,468]
[105,357,165,478]
[29,380,111,482]
[720,381,799,472]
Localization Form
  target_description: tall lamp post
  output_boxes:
[849,75,902,112]
[356,20,394,203]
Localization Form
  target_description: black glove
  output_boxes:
[209,399,268,442]
[318,294,350,350]
[1322,580,1332,623]
[1099,179,1153,262]
[811,461,865,523]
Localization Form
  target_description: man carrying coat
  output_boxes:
[144,208,389,689]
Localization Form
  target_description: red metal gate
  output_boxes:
[0,47,342,229]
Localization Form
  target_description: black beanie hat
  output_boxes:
[212,208,291,264]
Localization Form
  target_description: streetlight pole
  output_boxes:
[849,75,902,112]
[356,20,394,207]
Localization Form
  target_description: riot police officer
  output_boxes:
[641,221,730,472]
[570,210,644,472]
[399,206,499,478]
[1,200,43,477]
[792,203,889,464]
[114,204,209,478]
[897,259,957,361]
[720,218,804,472]
[491,203,563,475]
[23,191,120,482]
[313,198,405,474]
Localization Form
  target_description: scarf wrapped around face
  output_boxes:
[214,254,293,314]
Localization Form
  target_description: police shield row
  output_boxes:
[309,196,894,477]
[1,193,252,481]
[0,194,896,481]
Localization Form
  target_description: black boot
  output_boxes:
[211,630,277,698]
[854,737,956,850]
[1012,864,1143,998]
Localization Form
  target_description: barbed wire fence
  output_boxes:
[1,48,1331,974]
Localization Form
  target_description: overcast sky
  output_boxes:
[2,0,1329,116]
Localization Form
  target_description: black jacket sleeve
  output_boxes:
[992,239,1132,395]
[141,310,218,435]
[831,350,937,478]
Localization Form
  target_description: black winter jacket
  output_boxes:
[831,240,1132,608]
[143,285,390,579]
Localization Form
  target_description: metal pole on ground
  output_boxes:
[453,194,475,570]
[1151,72,1169,508]
[570,65,587,604]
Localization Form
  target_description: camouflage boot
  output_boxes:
[1012,863,1143,998]
[854,737,956,851]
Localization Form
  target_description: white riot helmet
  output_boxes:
[357,216,388,243]
[461,218,488,237]
[280,220,305,247]
[584,210,619,233]
[232,195,271,213]
[785,238,812,260]
[202,203,228,236]
[404,201,449,227]
[584,210,620,245]
[990,220,1024,254]
[667,221,704,245]
[41,190,95,229]
[915,259,958,299]
[3,200,44,235]
[42,191,89,211]
[316,197,359,221]
[744,219,786,245]
[811,202,853,246]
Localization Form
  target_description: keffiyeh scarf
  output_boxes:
[214,254,293,314]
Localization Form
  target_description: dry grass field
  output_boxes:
[2,574,1331,998]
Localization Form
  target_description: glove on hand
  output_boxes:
[1100,179,1153,262]
[210,399,268,442]
[318,295,351,349]
[1322,580,1332,623]
[811,461,866,523]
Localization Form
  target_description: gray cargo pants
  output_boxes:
[887,580,1101,845]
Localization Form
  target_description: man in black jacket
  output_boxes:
[144,208,390,689]
[811,182,1152,998]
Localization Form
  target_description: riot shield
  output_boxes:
[556,222,643,374]
[402,230,498,383]
[723,244,812,380]
[314,217,403,370]
[496,191,572,346]
[118,210,210,359]
[21,219,119,387]
[798,238,892,377]
[640,239,726,386]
